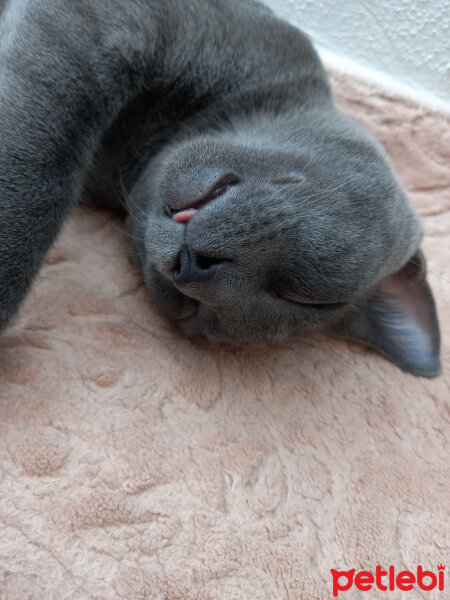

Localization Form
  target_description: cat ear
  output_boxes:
[329,251,441,377]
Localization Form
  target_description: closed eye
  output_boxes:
[271,289,345,310]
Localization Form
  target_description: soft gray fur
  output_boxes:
[0,0,441,376]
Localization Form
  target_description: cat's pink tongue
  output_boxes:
[173,208,198,223]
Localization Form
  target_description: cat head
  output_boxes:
[129,108,441,377]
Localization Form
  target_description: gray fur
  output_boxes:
[0,0,441,375]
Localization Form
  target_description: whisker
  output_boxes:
[72,246,142,259]
[117,169,148,224]
[45,259,144,278]
[374,238,450,287]
[406,257,450,286]
[81,204,144,243]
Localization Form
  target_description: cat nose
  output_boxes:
[172,244,223,285]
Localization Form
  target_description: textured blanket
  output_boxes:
[0,74,449,600]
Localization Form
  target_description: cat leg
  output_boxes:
[0,0,155,331]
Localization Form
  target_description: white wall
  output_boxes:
[263,0,450,109]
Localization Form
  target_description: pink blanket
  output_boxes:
[0,74,449,599]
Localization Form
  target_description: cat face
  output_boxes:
[129,111,440,376]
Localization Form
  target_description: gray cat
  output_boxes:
[0,0,441,376]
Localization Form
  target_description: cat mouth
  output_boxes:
[170,171,242,224]
[171,191,218,223]
[172,207,199,224]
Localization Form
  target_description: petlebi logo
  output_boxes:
[330,564,446,597]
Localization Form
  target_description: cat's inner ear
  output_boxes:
[329,250,441,377]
